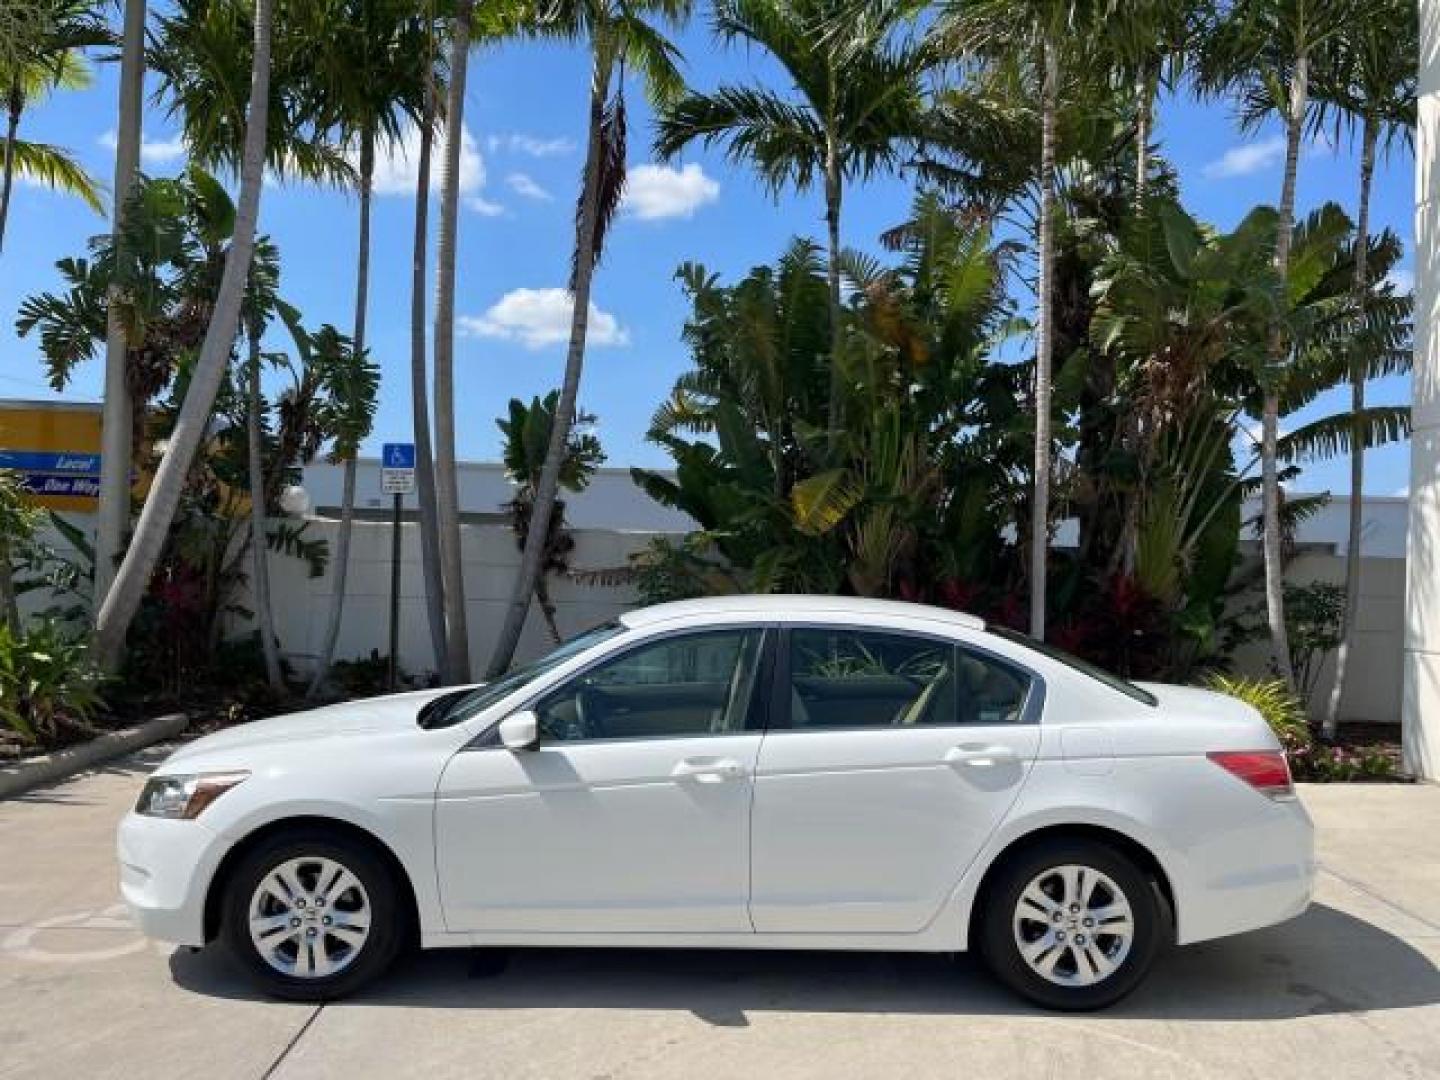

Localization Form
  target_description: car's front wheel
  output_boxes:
[220,829,404,1001]
[978,839,1166,1010]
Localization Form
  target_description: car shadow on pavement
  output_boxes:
[169,902,1439,1024]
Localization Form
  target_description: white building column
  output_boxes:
[1404,0,1440,778]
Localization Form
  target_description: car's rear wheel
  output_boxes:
[978,838,1166,1010]
[220,829,403,1001]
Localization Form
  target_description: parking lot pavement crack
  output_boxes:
[260,1004,324,1080]
[1318,863,1440,936]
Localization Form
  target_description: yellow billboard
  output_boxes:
[0,400,104,513]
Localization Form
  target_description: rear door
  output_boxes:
[749,625,1042,934]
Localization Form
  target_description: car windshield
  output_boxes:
[986,626,1158,706]
[417,622,626,729]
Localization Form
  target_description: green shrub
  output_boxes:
[0,619,106,744]
[1204,673,1310,754]
[1203,672,1395,781]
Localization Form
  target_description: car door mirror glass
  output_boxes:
[499,710,540,751]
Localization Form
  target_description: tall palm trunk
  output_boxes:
[1134,64,1154,205]
[824,117,844,437]
[1323,115,1377,738]
[433,0,474,683]
[309,127,373,696]
[0,83,21,253]
[486,48,609,679]
[411,92,447,673]
[1260,52,1307,693]
[94,0,146,624]
[93,0,274,671]
[246,330,283,691]
[1029,34,1058,641]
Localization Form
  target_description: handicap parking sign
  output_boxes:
[380,442,416,494]
[383,443,416,469]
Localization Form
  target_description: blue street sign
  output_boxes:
[382,443,416,469]
[0,450,101,474]
[19,474,101,498]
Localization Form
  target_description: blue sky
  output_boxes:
[0,16,1416,498]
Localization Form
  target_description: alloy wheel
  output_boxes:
[1011,863,1134,987]
[247,856,372,979]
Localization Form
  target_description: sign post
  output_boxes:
[380,443,416,690]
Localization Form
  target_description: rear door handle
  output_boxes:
[945,744,1020,768]
[672,757,746,783]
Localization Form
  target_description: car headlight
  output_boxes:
[135,771,250,819]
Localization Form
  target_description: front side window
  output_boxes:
[535,629,764,743]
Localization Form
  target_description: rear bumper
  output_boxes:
[116,811,227,947]
[1176,795,1315,945]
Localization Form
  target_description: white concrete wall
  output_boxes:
[18,506,1414,721]
[300,460,695,532]
[258,518,675,682]
[1231,552,1407,725]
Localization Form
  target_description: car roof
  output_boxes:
[618,594,986,633]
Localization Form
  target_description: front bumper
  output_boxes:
[116,811,228,947]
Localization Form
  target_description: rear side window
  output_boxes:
[783,629,1032,729]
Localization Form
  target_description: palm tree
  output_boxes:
[655,0,930,436]
[1311,0,1417,736]
[0,1,106,252]
[96,0,145,623]
[410,31,448,674]
[938,0,1099,639]
[92,0,275,670]
[1196,0,1360,691]
[432,0,475,683]
[1101,0,1197,203]
[497,392,605,642]
[304,0,430,696]
[485,0,690,678]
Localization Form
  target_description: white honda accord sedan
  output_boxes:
[118,595,1314,1010]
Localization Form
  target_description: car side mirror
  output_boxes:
[498,710,540,751]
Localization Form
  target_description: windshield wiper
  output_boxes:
[417,688,471,730]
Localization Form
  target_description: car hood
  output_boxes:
[162,686,466,767]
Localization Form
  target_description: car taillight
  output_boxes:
[1207,750,1295,800]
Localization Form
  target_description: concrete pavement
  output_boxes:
[1,751,1437,1080]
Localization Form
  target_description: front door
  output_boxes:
[749,626,1041,934]
[436,627,767,933]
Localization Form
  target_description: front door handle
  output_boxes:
[945,744,1020,768]
[672,757,746,783]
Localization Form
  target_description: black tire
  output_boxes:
[220,828,405,1002]
[978,838,1167,1011]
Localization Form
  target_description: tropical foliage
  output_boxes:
[0,0,1419,772]
[636,182,1410,683]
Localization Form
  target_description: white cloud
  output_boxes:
[506,172,552,201]
[99,128,187,166]
[368,121,484,196]
[1393,484,1411,497]
[465,195,505,217]
[622,162,720,221]
[488,133,576,158]
[1203,137,1286,180]
[460,287,630,350]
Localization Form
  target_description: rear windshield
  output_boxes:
[986,626,1158,706]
